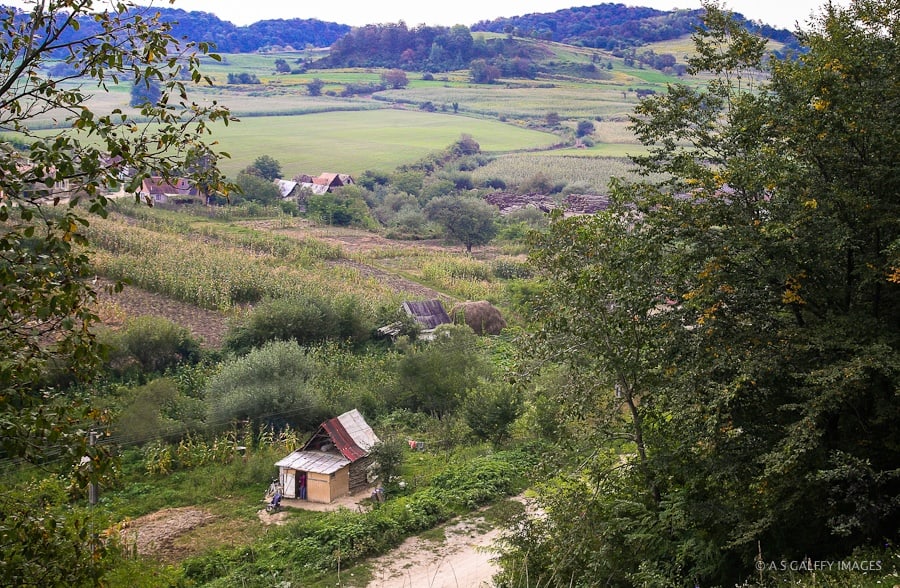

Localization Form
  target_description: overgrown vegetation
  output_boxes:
[4,2,898,587]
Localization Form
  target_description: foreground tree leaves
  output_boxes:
[0,1,234,583]
[506,1,900,585]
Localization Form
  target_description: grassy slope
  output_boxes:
[209,109,560,177]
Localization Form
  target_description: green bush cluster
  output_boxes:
[100,316,201,379]
[223,293,374,354]
[491,258,533,280]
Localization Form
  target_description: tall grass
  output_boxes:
[420,256,503,302]
[472,153,642,193]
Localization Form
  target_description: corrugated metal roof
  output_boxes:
[402,300,452,330]
[274,179,297,198]
[322,409,380,462]
[275,450,350,475]
[337,409,379,452]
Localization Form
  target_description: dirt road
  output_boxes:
[367,514,503,588]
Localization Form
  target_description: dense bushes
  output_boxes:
[396,324,492,417]
[223,293,374,354]
[101,316,201,379]
[204,340,328,431]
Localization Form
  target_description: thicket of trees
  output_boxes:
[0,0,233,583]
[317,22,549,74]
[472,3,797,49]
[9,6,349,54]
[500,1,900,585]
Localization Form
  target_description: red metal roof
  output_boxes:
[323,417,367,462]
[302,409,379,463]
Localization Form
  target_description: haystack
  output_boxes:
[450,300,507,335]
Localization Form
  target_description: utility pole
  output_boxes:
[88,430,98,506]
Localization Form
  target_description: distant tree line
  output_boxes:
[472,3,797,51]
[316,22,547,75]
[8,6,349,56]
[11,3,797,60]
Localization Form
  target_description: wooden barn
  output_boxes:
[402,300,452,339]
[274,409,379,503]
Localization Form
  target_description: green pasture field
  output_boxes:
[207,109,560,176]
[471,152,646,193]
[377,83,639,122]
[642,34,788,63]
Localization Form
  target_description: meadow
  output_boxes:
[204,109,561,177]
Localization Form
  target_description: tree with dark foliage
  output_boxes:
[0,1,232,582]
[500,1,900,585]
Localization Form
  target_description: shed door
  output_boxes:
[282,469,296,498]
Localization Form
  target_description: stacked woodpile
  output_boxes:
[484,192,556,215]
[563,194,611,214]
[349,456,373,491]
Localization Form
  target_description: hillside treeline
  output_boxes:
[4,2,795,58]
[3,5,349,53]
[315,22,548,73]
[472,3,796,50]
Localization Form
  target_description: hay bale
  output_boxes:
[450,300,507,335]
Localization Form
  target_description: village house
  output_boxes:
[274,409,379,504]
[289,172,354,195]
[138,176,198,204]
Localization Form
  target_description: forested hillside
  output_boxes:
[0,5,349,53]
[1,2,794,56]
[471,3,796,49]
[315,23,550,73]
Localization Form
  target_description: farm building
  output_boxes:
[138,176,198,203]
[274,179,302,199]
[377,299,454,340]
[402,300,452,332]
[291,172,354,195]
[274,409,379,503]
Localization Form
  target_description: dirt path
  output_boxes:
[367,515,502,588]
[120,507,218,562]
[329,258,452,302]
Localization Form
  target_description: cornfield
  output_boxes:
[472,154,642,193]
[85,213,400,312]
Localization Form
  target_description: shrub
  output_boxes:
[420,179,456,202]
[368,438,406,486]
[306,190,373,227]
[357,169,391,191]
[518,172,555,195]
[491,259,533,279]
[431,451,526,508]
[388,206,430,238]
[224,296,336,354]
[440,171,474,190]
[576,119,596,137]
[104,316,201,377]
[390,171,425,197]
[235,171,281,205]
[204,340,327,431]
[115,378,181,443]
[480,177,507,189]
[397,324,491,417]
[463,380,523,444]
